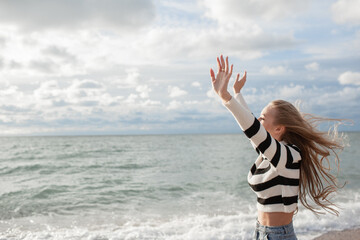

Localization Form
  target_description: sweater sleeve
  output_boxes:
[234,93,250,111]
[223,96,301,169]
[223,96,255,132]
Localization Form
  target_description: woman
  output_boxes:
[210,55,344,240]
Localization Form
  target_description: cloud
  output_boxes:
[0,85,26,104]
[0,0,299,74]
[0,57,4,70]
[136,85,152,98]
[168,86,187,98]
[206,89,216,99]
[332,0,360,26]
[29,59,58,74]
[125,94,139,104]
[73,80,104,89]
[0,36,6,46]
[237,84,359,124]
[261,65,289,75]
[167,100,182,110]
[66,80,109,105]
[119,68,141,88]
[310,86,360,120]
[0,86,34,124]
[8,60,23,70]
[200,0,309,24]
[42,46,77,63]
[0,0,156,31]
[1,80,358,134]
[192,82,201,88]
[338,71,360,85]
[0,1,359,134]
[34,80,63,100]
[305,62,319,71]
[32,79,111,109]
[140,99,161,107]
[133,18,297,62]
[278,85,304,100]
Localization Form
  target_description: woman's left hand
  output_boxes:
[233,71,247,94]
[210,55,233,102]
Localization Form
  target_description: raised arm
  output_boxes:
[210,56,301,169]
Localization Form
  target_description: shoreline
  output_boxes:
[313,227,360,240]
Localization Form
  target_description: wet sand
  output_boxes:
[313,227,360,240]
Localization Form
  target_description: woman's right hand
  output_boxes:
[233,71,247,94]
[210,55,233,102]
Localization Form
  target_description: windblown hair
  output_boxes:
[270,100,345,216]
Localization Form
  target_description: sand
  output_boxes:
[313,228,360,240]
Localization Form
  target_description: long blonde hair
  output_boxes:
[270,100,345,215]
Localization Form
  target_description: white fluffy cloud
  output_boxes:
[136,85,152,99]
[338,71,360,85]
[332,0,360,25]
[192,82,201,88]
[32,79,111,109]
[0,86,27,107]
[278,85,304,100]
[0,0,155,31]
[242,84,360,122]
[305,62,319,71]
[261,65,290,75]
[133,25,296,61]
[168,86,187,98]
[121,68,141,87]
[0,1,359,134]
[200,0,309,23]
[167,100,182,110]
[0,0,301,76]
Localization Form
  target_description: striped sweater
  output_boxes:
[224,93,302,213]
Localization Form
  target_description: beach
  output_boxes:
[314,228,360,240]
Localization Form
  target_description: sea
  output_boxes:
[0,133,359,240]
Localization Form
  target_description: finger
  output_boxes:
[225,56,229,73]
[236,73,240,82]
[228,64,233,78]
[210,68,216,83]
[239,71,246,80]
[216,57,221,74]
[220,55,225,71]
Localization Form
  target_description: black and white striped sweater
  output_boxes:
[224,93,302,213]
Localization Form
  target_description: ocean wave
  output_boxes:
[0,134,359,239]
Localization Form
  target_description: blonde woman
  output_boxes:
[210,55,343,240]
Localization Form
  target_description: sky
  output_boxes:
[0,0,359,135]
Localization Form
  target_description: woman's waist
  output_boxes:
[257,210,294,227]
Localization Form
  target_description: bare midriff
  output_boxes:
[258,210,294,226]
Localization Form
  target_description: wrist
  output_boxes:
[220,91,232,102]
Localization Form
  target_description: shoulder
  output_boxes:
[285,143,302,163]
[287,144,301,154]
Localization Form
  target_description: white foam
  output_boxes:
[1,190,360,240]
[0,208,257,240]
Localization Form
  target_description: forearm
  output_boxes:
[224,97,269,150]
[234,92,250,111]
[223,98,275,164]
[223,97,254,131]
